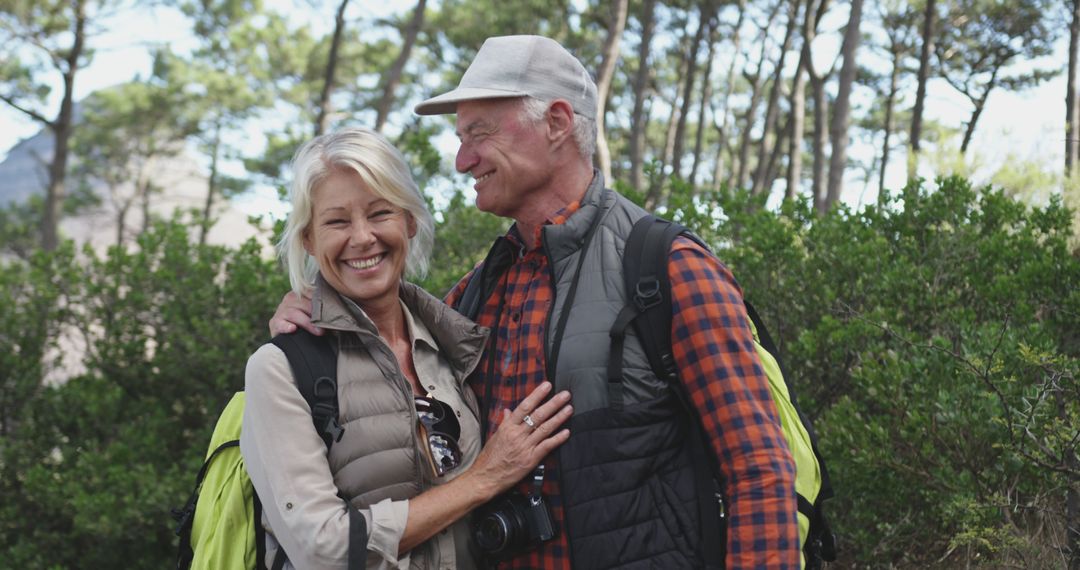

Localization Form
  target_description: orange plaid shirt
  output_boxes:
[445,201,798,569]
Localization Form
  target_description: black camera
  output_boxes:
[472,466,555,561]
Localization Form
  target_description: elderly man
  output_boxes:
[273,35,799,569]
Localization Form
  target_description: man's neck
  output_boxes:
[514,164,595,250]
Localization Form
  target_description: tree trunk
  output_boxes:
[810,71,828,212]
[879,43,902,202]
[752,0,801,195]
[116,202,130,249]
[140,179,152,235]
[785,59,805,202]
[315,0,350,136]
[1067,0,1080,177]
[649,77,685,208]
[594,0,629,183]
[672,1,713,179]
[1068,474,1079,570]
[733,19,776,189]
[374,0,426,133]
[788,0,828,200]
[711,0,748,191]
[959,66,999,154]
[200,121,223,247]
[648,33,692,208]
[41,0,87,251]
[689,19,719,186]
[909,0,936,178]
[629,0,658,193]
[824,0,864,210]
[761,113,792,199]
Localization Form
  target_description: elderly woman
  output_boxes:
[241,127,572,569]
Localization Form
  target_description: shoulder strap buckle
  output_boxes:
[634,279,663,311]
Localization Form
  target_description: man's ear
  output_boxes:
[546,99,575,145]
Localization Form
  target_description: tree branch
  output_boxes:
[0,93,52,126]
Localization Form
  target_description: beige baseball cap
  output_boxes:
[414,35,598,119]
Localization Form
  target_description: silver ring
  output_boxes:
[522,414,536,428]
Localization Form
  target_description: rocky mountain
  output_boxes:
[0,127,266,252]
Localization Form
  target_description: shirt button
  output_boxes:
[428,385,436,391]
[511,312,521,322]
[285,502,293,510]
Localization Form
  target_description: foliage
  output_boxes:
[667,176,1080,567]
[417,188,506,297]
[2,0,1079,564]
[2,177,1076,567]
[0,217,286,567]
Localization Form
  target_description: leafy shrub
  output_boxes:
[667,176,1080,568]
[1,177,1076,567]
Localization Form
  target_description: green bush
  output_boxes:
[0,218,286,568]
[667,176,1080,568]
[0,177,1076,567]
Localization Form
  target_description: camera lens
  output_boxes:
[475,511,513,553]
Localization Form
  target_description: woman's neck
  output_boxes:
[362,294,407,345]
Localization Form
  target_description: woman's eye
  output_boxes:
[324,218,347,226]
[371,210,393,219]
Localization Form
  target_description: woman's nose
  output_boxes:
[349,219,376,246]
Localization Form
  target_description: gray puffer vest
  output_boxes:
[310,278,487,504]
[463,172,709,569]
[309,277,488,567]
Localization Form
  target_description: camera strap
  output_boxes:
[481,273,510,441]
[529,465,546,505]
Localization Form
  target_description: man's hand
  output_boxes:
[268,291,320,337]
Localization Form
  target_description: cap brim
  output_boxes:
[413,87,527,116]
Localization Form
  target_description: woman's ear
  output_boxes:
[406,212,417,239]
[302,228,314,256]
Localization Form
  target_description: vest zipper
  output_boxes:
[374,337,428,490]
[540,228,573,566]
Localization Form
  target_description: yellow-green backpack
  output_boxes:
[172,331,364,569]
[610,215,837,569]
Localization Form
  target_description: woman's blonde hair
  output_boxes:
[278,127,434,295]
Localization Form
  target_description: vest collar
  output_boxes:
[309,274,490,384]
[541,168,614,263]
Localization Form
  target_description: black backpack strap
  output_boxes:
[455,236,517,320]
[254,493,267,569]
[173,439,241,569]
[347,505,366,569]
[742,300,835,501]
[608,216,685,392]
[614,215,727,567]
[269,330,367,570]
[621,216,837,566]
[271,330,343,450]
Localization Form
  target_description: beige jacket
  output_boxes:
[241,277,488,569]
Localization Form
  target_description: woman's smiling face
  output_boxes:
[304,168,415,309]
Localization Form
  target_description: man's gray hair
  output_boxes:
[520,97,597,161]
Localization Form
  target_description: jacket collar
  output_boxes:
[309,274,490,384]
[541,168,614,263]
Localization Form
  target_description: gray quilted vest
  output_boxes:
[463,172,710,568]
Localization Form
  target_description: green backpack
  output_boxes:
[172,331,365,570]
[608,215,837,569]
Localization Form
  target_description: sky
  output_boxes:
[0,2,1072,217]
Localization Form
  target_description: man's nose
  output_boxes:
[455,142,478,174]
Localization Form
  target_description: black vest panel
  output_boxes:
[560,394,705,569]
